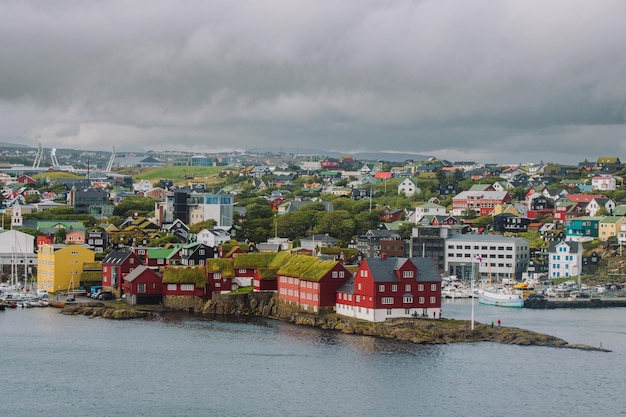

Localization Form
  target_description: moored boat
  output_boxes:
[478,287,524,308]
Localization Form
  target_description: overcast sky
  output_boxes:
[1,0,625,164]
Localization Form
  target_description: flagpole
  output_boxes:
[471,261,475,331]
[472,255,482,331]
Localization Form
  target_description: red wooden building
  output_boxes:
[123,265,163,305]
[206,258,235,297]
[102,250,144,298]
[336,256,442,322]
[277,255,351,313]
[161,266,207,311]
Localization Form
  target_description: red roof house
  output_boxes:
[277,255,351,313]
[336,256,442,322]
[123,265,162,305]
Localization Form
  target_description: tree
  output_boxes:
[55,228,67,244]
[397,222,414,240]
[112,196,158,217]
[189,219,217,234]
[313,210,356,243]
[461,208,477,219]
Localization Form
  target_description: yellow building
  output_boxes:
[599,216,626,242]
[37,244,95,293]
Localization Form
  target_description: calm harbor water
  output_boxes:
[1,303,626,417]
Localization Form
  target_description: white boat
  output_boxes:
[478,287,524,308]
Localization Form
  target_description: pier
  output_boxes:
[525,296,626,309]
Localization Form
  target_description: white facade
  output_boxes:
[444,234,530,282]
[414,202,446,222]
[196,228,231,248]
[586,198,616,217]
[0,229,38,281]
[548,241,583,279]
[398,178,418,197]
[335,303,436,322]
[591,176,616,191]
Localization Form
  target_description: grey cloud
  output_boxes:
[1,0,625,163]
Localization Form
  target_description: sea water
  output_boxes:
[1,304,625,417]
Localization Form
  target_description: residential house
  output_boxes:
[412,202,447,223]
[300,234,339,251]
[565,217,600,242]
[586,197,616,217]
[123,265,163,305]
[37,244,95,293]
[598,216,626,242]
[65,230,86,245]
[85,231,109,253]
[356,229,405,258]
[398,178,419,197]
[232,252,277,288]
[101,250,144,298]
[143,247,179,270]
[335,256,442,322]
[206,258,235,296]
[179,242,216,267]
[161,266,207,311]
[591,175,617,191]
[548,241,583,279]
[451,191,512,216]
[492,213,531,233]
[196,228,231,248]
[277,255,351,313]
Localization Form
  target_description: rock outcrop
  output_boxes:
[61,302,157,320]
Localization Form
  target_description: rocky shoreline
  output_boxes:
[59,294,610,352]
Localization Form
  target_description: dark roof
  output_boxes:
[102,250,134,265]
[124,265,161,283]
[365,257,441,283]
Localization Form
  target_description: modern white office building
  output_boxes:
[444,234,530,282]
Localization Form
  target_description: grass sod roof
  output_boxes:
[161,266,207,288]
[318,246,360,260]
[233,252,277,268]
[82,261,102,270]
[256,267,279,280]
[206,258,235,277]
[81,271,103,282]
[277,254,341,282]
[268,250,292,267]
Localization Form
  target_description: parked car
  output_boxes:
[97,292,114,300]
[576,292,590,299]
[66,294,75,302]
[91,290,102,299]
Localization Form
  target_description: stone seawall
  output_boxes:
[202,291,277,316]
[164,295,206,312]
[202,292,609,351]
[61,302,157,320]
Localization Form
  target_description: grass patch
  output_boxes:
[229,286,253,295]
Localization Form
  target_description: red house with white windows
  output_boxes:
[122,265,162,305]
[102,250,144,298]
[336,256,442,322]
[452,191,511,216]
[161,266,208,311]
[277,255,351,313]
[206,258,235,296]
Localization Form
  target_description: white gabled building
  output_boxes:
[444,234,530,283]
[547,240,583,279]
[398,178,419,197]
[591,175,616,191]
[196,228,231,248]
